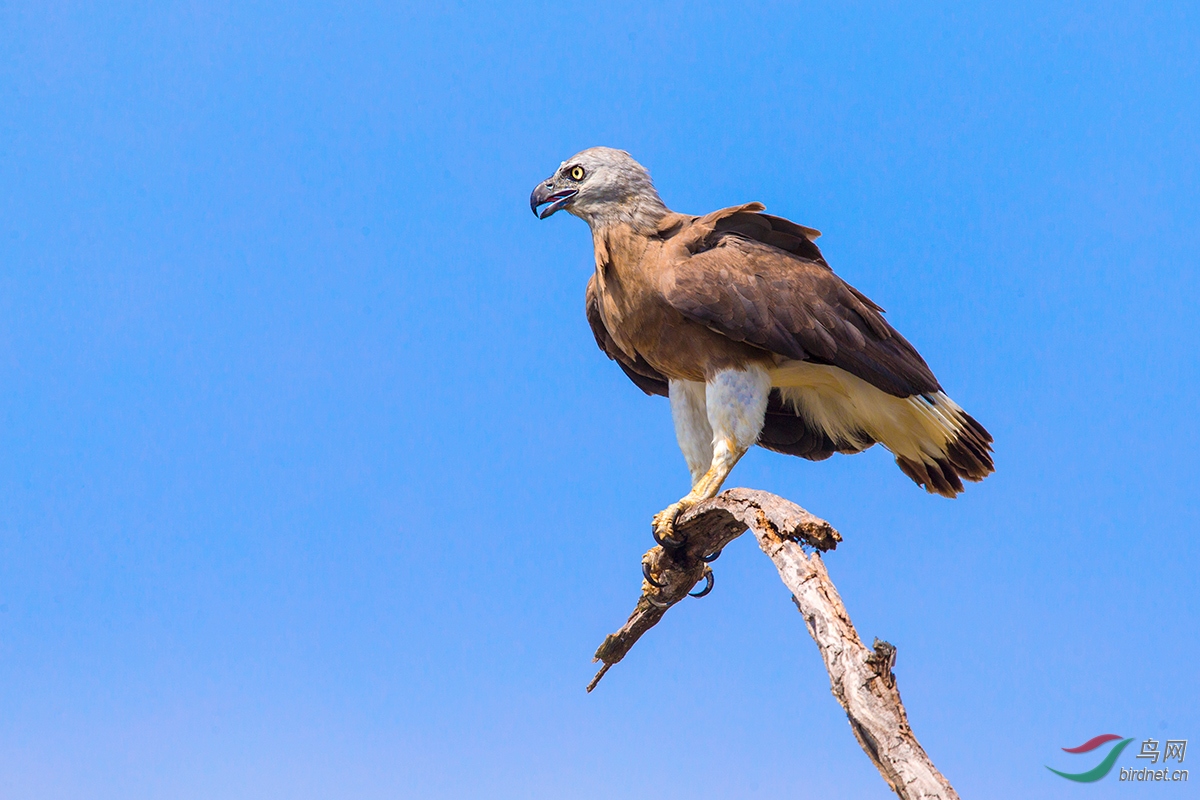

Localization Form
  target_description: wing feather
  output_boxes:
[585,265,892,462]
[663,208,941,398]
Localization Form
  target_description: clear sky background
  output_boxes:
[2,2,1197,798]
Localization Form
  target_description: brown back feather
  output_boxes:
[661,206,942,398]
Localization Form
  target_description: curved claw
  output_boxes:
[652,522,685,549]
[702,548,722,563]
[688,568,714,598]
[646,594,675,609]
[641,560,666,588]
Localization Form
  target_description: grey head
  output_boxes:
[530,147,669,231]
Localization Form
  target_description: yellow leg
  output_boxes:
[652,437,747,545]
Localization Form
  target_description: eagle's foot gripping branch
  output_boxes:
[593,488,843,693]
[640,556,713,602]
[651,502,688,548]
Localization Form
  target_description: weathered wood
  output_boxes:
[755,511,960,799]
[589,488,839,689]
[589,487,959,800]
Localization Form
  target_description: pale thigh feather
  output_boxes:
[669,367,771,487]
[668,379,712,485]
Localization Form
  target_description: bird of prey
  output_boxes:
[531,147,993,545]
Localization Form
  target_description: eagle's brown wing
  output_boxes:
[662,207,941,398]
[586,270,865,462]
[585,274,668,397]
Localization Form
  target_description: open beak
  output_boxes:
[530,182,577,219]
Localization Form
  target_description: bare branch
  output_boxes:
[756,510,960,799]
[589,489,838,686]
[589,488,959,799]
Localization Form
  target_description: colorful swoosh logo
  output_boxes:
[1062,733,1124,753]
[1046,735,1134,782]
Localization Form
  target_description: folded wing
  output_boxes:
[662,206,941,399]
[585,272,865,461]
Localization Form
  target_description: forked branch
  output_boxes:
[589,488,959,800]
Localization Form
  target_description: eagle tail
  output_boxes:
[891,395,994,498]
[768,364,994,498]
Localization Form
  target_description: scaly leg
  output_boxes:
[654,366,770,546]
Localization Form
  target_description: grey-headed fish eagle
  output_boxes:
[531,147,993,545]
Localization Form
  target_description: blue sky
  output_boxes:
[2,2,1197,797]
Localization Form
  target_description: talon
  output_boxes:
[642,560,666,588]
[651,507,686,548]
[702,548,722,563]
[689,568,714,598]
[652,524,685,548]
[646,594,674,609]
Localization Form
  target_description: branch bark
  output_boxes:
[589,488,959,800]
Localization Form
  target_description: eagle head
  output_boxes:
[530,147,667,229]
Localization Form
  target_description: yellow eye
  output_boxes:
[569,165,585,181]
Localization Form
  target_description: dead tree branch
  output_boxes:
[589,488,959,800]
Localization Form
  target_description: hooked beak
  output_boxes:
[530,181,577,219]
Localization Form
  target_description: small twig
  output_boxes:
[584,663,611,693]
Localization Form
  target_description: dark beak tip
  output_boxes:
[530,184,577,220]
[530,182,554,219]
